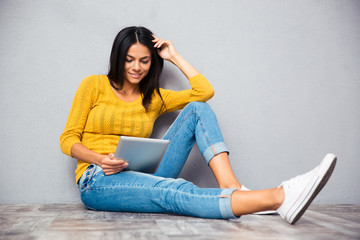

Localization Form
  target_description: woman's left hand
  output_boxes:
[152,35,178,61]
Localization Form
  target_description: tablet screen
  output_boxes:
[114,136,170,173]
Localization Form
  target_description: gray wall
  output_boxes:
[1,0,359,204]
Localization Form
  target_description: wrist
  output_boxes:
[168,53,200,79]
[95,153,106,165]
[169,52,182,65]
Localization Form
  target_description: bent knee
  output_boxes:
[185,101,210,110]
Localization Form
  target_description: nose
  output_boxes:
[132,61,141,71]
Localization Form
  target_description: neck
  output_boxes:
[118,87,140,96]
[117,82,140,96]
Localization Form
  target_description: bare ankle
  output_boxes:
[274,186,285,210]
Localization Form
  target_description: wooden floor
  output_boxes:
[0,204,359,240]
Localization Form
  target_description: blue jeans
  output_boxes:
[79,102,237,219]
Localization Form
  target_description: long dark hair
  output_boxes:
[107,26,164,110]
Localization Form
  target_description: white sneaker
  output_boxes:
[277,153,337,224]
[240,185,278,215]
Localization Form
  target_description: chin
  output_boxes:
[127,75,146,84]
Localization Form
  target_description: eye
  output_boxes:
[125,59,132,63]
[141,60,149,64]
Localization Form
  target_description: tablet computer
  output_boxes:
[114,136,170,173]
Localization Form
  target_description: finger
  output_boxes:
[152,36,159,42]
[154,38,167,48]
[102,166,121,175]
[103,157,124,164]
[153,40,163,48]
[102,161,128,170]
[107,161,128,168]
[103,163,128,175]
[159,40,173,49]
[122,161,129,168]
[104,170,118,176]
[102,158,125,165]
[152,35,160,42]
[152,35,159,42]
[155,40,166,49]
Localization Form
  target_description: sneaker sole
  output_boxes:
[288,154,337,224]
[252,210,278,215]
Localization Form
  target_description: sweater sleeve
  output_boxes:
[159,74,215,114]
[60,76,99,157]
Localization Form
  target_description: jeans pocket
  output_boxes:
[79,164,96,192]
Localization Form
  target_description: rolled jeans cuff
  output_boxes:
[203,142,229,164]
[219,188,239,219]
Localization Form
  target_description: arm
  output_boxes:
[170,54,199,79]
[71,143,128,176]
[60,76,128,175]
[152,36,214,113]
[152,36,201,79]
[159,74,214,113]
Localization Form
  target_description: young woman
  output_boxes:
[60,26,336,224]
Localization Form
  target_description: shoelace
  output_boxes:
[279,165,320,189]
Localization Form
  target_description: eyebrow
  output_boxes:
[126,54,150,60]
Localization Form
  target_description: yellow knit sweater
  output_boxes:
[60,74,214,182]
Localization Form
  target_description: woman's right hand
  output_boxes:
[100,153,129,175]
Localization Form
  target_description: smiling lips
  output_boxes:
[129,73,142,78]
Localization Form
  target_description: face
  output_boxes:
[124,43,152,86]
